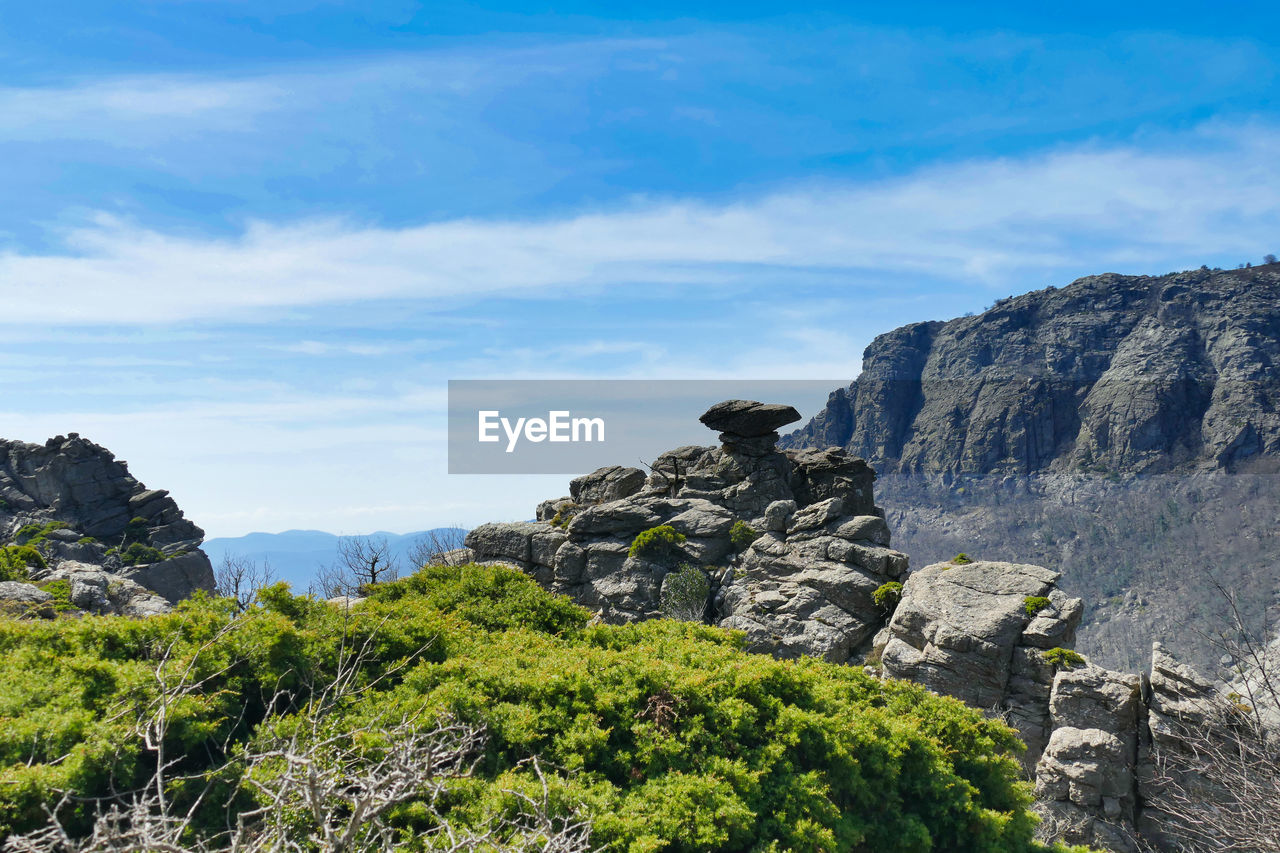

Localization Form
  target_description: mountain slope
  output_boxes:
[783,264,1280,673]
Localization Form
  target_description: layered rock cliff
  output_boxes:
[783,264,1280,674]
[0,434,215,616]
[783,264,1280,476]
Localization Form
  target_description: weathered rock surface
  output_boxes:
[878,562,1257,853]
[881,560,1080,710]
[0,434,216,617]
[0,581,56,618]
[784,267,1280,477]
[465,400,899,640]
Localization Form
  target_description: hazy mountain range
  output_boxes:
[203,528,467,592]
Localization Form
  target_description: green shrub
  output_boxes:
[1042,648,1086,671]
[628,524,686,560]
[13,521,69,548]
[0,546,47,581]
[660,563,711,622]
[0,563,1065,851]
[1024,596,1051,617]
[952,553,973,565]
[76,536,97,545]
[550,503,578,529]
[119,542,164,566]
[123,516,150,546]
[873,581,903,611]
[728,520,760,552]
[36,580,75,613]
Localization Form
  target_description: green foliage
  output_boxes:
[1042,648,1086,671]
[628,525,686,560]
[872,581,903,611]
[36,580,75,613]
[76,537,97,545]
[13,521,69,548]
[549,504,578,529]
[0,546,47,581]
[0,563,1065,851]
[1024,596,1051,617]
[659,563,710,622]
[952,553,973,564]
[728,520,760,553]
[119,542,165,566]
[123,516,150,546]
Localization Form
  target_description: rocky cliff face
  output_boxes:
[783,265,1280,675]
[784,265,1280,476]
[0,434,215,617]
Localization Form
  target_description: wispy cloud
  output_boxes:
[3,121,1278,326]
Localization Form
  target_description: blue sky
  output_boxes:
[2,2,1279,538]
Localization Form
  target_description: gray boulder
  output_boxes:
[880,560,1073,708]
[699,400,801,437]
[0,581,56,618]
[569,465,647,505]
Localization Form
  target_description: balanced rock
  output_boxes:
[699,400,801,437]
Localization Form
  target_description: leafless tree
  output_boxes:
[406,527,469,568]
[1143,703,1280,852]
[1140,578,1280,852]
[3,618,596,853]
[315,536,401,598]
[214,554,277,612]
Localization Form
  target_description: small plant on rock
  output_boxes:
[1042,647,1086,671]
[729,520,760,552]
[629,525,686,560]
[37,579,76,612]
[0,545,47,580]
[952,553,973,565]
[660,563,711,622]
[1024,595,1051,616]
[120,542,165,566]
[873,581,903,611]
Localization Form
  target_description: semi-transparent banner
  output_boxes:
[447,379,846,474]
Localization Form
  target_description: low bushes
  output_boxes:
[0,563,1084,851]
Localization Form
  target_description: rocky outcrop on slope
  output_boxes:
[878,559,1082,767]
[0,434,215,618]
[466,400,902,659]
[878,559,1269,853]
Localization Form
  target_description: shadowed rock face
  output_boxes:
[0,434,215,615]
[783,267,1280,476]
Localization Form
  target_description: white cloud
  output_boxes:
[3,122,1278,327]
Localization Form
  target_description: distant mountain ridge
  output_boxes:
[782,264,1280,477]
[203,528,467,591]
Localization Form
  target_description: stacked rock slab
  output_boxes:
[0,434,216,618]
[879,560,1084,768]
[465,400,906,656]
[716,498,907,662]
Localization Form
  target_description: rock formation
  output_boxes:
[0,434,215,618]
[781,264,1280,675]
[467,400,901,660]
